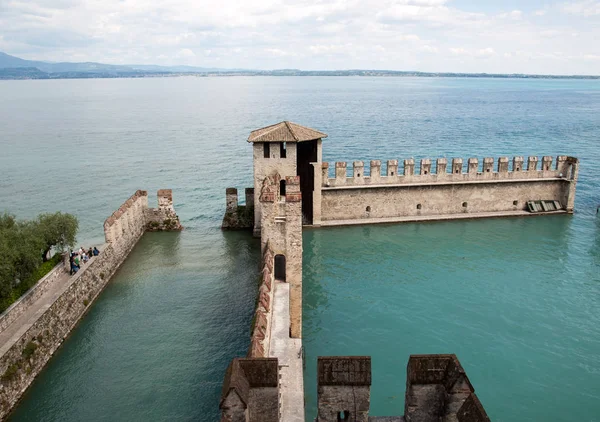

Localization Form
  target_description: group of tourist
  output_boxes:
[69,246,100,275]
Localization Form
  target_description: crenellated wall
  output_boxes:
[321,155,576,186]
[221,188,255,230]
[145,189,183,231]
[316,355,490,422]
[248,243,275,358]
[0,190,181,420]
[103,190,149,253]
[315,155,579,225]
[259,175,303,339]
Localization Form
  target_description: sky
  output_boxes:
[1,0,600,74]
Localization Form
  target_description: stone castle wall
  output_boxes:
[315,155,579,224]
[259,175,303,338]
[0,262,66,334]
[248,244,275,358]
[253,142,298,236]
[0,190,181,420]
[145,189,183,231]
[321,155,576,187]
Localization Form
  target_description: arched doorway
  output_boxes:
[274,254,286,281]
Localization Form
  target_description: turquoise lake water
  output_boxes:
[0,77,599,421]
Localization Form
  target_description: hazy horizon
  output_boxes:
[1,1,600,76]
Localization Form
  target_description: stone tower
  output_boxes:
[248,121,327,237]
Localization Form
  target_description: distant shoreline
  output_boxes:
[2,51,599,81]
[1,69,600,81]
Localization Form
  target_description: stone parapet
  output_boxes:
[145,189,183,231]
[0,260,66,334]
[222,187,255,230]
[321,155,578,188]
[248,243,275,358]
[315,355,490,422]
[220,358,279,422]
[0,190,183,418]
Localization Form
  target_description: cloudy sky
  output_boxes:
[1,0,600,74]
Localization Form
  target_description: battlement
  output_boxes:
[316,355,490,422]
[103,190,149,249]
[248,243,275,358]
[103,190,182,249]
[222,187,255,230]
[145,189,183,231]
[220,357,279,422]
[321,155,578,188]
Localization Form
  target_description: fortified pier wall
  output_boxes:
[221,175,305,422]
[313,156,579,226]
[0,190,181,420]
[220,122,580,421]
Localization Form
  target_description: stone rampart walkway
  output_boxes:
[0,256,98,357]
[269,281,304,422]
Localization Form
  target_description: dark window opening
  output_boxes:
[280,142,286,159]
[455,169,459,174]
[486,168,490,172]
[337,411,350,422]
[545,165,549,170]
[462,202,468,207]
[391,172,394,176]
[513,200,518,206]
[264,143,270,158]
[357,173,361,177]
[366,206,371,212]
[275,255,286,281]
[417,204,422,210]
[280,180,286,197]
[516,167,520,171]
[424,170,428,175]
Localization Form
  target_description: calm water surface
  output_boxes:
[0,77,598,421]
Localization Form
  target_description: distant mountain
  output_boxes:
[1,51,599,80]
[0,52,144,74]
[0,51,242,75]
[0,52,37,68]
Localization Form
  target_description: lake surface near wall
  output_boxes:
[0,76,599,421]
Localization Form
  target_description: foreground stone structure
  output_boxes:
[316,355,489,422]
[220,358,279,422]
[0,190,181,420]
[220,121,580,421]
[219,355,490,422]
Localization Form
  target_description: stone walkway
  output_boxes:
[0,258,96,357]
[269,281,304,422]
[318,209,567,227]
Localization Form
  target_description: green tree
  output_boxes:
[0,212,78,308]
[36,212,78,261]
[0,217,44,299]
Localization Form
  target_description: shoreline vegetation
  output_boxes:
[0,212,78,313]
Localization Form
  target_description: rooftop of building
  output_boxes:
[247,121,327,143]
